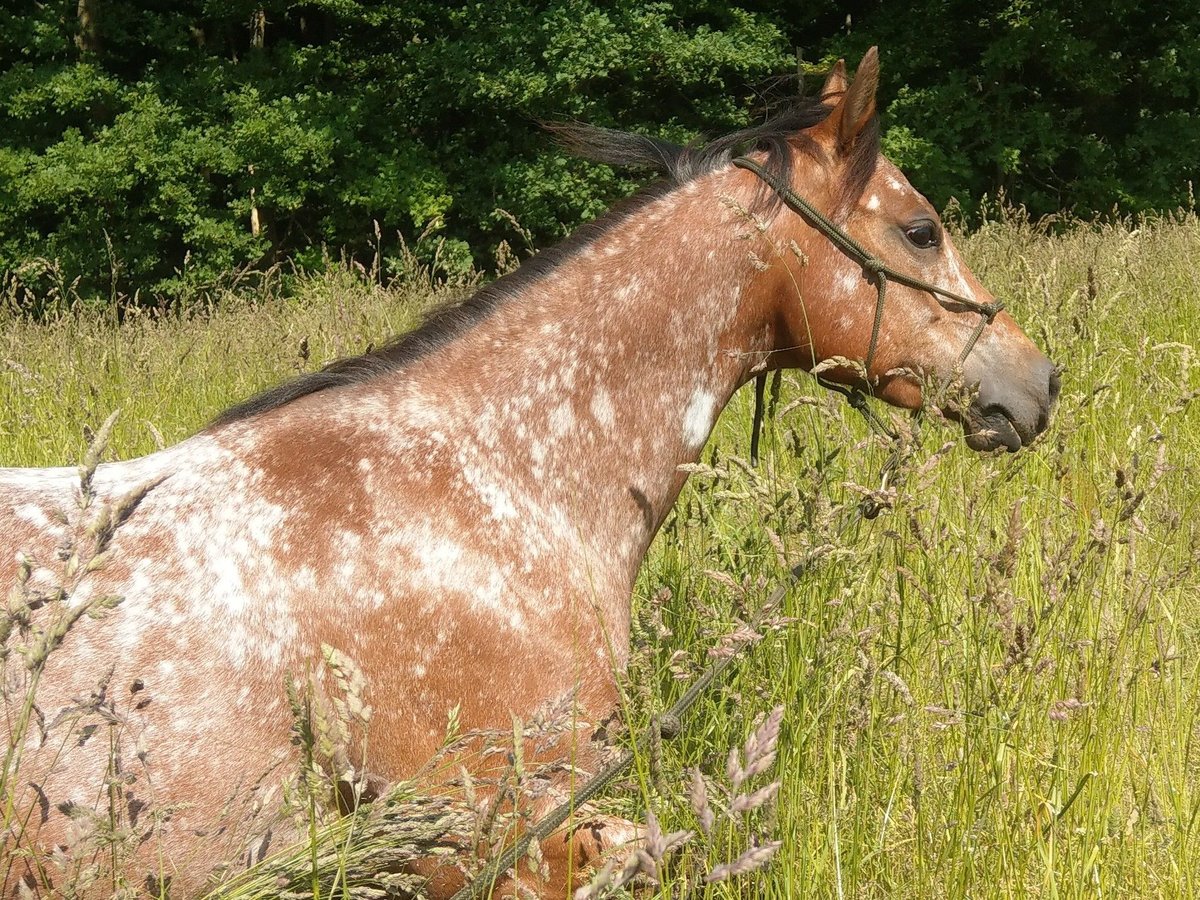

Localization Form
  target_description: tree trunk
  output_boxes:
[76,0,99,55]
[251,9,265,49]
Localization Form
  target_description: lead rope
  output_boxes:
[749,371,767,466]
[451,157,1004,900]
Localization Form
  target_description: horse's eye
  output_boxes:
[904,221,941,249]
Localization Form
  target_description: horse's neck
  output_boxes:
[387,179,772,589]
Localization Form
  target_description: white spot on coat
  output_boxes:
[682,390,718,449]
[590,387,615,428]
[549,402,576,437]
[14,504,51,528]
[837,269,859,296]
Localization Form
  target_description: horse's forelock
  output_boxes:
[839,114,882,209]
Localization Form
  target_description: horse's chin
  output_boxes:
[962,409,1024,453]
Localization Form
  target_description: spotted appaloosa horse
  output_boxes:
[2,49,1057,897]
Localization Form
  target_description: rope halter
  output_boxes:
[732,155,1004,463]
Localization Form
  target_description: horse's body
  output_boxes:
[2,50,1057,897]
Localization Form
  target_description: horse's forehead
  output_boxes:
[869,158,928,208]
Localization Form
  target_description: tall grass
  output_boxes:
[2,212,1198,897]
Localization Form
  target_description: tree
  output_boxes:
[1,1,1196,307]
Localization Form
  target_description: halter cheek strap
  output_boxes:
[733,155,1004,463]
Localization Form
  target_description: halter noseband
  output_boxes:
[732,155,1004,464]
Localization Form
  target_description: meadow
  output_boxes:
[2,209,1199,898]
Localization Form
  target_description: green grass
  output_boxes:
[3,211,1199,898]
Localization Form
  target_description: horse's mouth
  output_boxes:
[962,405,1026,453]
[954,366,1058,453]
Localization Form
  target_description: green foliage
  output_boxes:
[806,0,1200,216]
[0,1,788,303]
[1,1,1198,306]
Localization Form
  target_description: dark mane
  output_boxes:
[208,95,864,430]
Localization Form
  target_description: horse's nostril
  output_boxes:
[1033,365,1060,436]
[981,403,1007,422]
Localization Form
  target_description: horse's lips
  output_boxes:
[963,411,1023,452]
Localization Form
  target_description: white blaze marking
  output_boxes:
[866,194,881,211]
[682,390,718,449]
[943,248,978,300]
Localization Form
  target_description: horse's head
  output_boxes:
[761,48,1058,452]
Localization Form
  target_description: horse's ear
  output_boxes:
[820,59,849,100]
[836,47,879,152]
[815,47,879,157]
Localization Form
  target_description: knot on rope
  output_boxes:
[656,713,682,740]
[859,496,886,520]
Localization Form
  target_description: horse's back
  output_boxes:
[1,439,302,895]
[1,409,622,894]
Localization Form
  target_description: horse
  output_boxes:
[1,48,1057,897]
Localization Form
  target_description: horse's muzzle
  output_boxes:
[964,357,1060,452]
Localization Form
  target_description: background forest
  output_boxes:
[1,0,1198,304]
